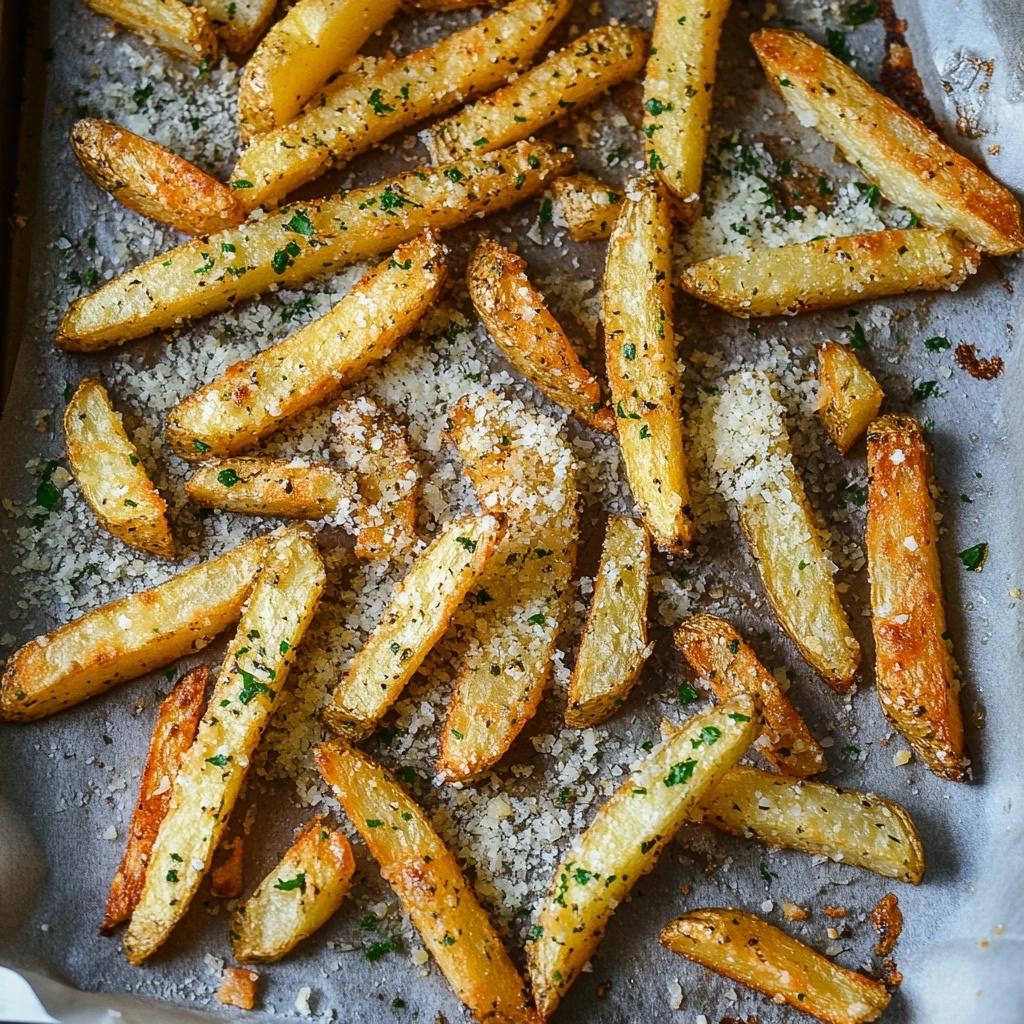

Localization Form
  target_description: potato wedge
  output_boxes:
[231,0,571,211]
[675,613,826,777]
[315,742,538,1024]
[467,239,614,431]
[0,533,270,721]
[233,817,355,962]
[817,342,884,454]
[324,513,506,739]
[528,697,759,1019]
[660,909,890,1024]
[437,392,578,782]
[565,516,651,728]
[101,666,207,933]
[752,28,1024,256]
[200,0,275,53]
[866,415,966,780]
[679,228,979,318]
[424,24,646,163]
[124,527,326,964]
[166,234,447,459]
[83,0,217,63]
[70,119,244,236]
[64,376,174,558]
[551,174,623,242]
[603,175,693,554]
[58,140,571,351]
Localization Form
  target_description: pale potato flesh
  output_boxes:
[816,341,884,454]
[199,0,275,52]
[83,0,217,63]
[551,173,623,242]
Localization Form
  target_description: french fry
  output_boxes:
[660,909,891,1024]
[528,697,759,1019]
[124,527,326,964]
[423,24,646,163]
[603,175,693,554]
[817,342,884,454]
[82,0,217,64]
[0,533,270,721]
[101,667,208,933]
[551,174,623,242]
[233,817,355,962]
[64,376,174,559]
[866,415,966,780]
[467,239,614,431]
[315,742,538,1024]
[324,513,506,739]
[752,28,1024,256]
[58,140,571,351]
[565,516,651,728]
[200,0,275,53]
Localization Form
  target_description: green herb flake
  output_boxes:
[286,211,315,236]
[274,873,306,893]
[664,759,697,787]
[455,536,477,552]
[958,542,988,572]
[217,468,239,487]
[925,335,951,352]
[205,754,230,767]
[677,682,699,705]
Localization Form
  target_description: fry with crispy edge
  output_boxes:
[817,342,884,454]
[552,174,623,242]
[231,0,571,211]
[675,613,826,776]
[83,0,217,63]
[58,140,571,351]
[752,28,1024,256]
[324,513,506,738]
[424,24,647,163]
[124,528,326,964]
[64,376,174,558]
[101,667,207,933]
[316,742,539,1024]
[232,817,355,962]
[467,239,614,431]
[660,909,891,1024]
[200,0,275,53]
[866,415,966,780]
[528,696,759,1019]
[0,533,271,721]
[603,175,693,554]
[166,234,446,459]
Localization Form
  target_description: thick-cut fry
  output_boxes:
[324,514,506,738]
[437,392,578,782]
[603,175,693,554]
[70,119,243,236]
[528,697,759,1019]
[200,0,275,53]
[101,667,208,933]
[166,234,446,460]
[315,742,538,1024]
[552,174,623,242]
[817,342,884,454]
[64,376,174,558]
[467,239,614,431]
[866,415,966,780]
[680,228,979,318]
[675,613,826,777]
[83,0,217,63]
[233,817,355,962]
[124,528,326,964]
[752,28,1024,256]
[58,140,571,351]
[660,909,891,1024]
[0,534,270,721]
[424,24,646,163]
[231,0,571,211]
[565,516,650,728]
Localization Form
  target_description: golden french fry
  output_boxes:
[82,0,217,63]
[551,174,623,242]
[200,0,275,53]
[817,342,884,454]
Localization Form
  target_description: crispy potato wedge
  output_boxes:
[124,528,326,964]
[233,817,354,962]
[316,742,538,1024]
[680,228,979,318]
[58,140,571,351]
[528,697,759,1019]
[231,0,571,211]
[437,392,578,782]
[101,666,207,933]
[603,176,693,554]
[866,415,966,780]
[83,0,217,63]
[64,376,174,558]
[216,967,260,1010]
[166,234,446,459]
[70,119,243,236]
[324,513,506,739]
[817,342,884,454]
[467,239,614,431]
[752,28,1024,256]
[565,516,651,728]
[551,174,623,242]
[0,533,270,721]
[660,909,890,1024]
[200,0,275,53]
[424,24,646,163]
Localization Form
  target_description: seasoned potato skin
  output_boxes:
[816,341,884,454]
[83,0,218,63]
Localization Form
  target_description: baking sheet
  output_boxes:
[1,0,1022,1021]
